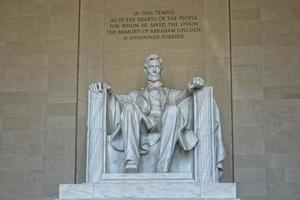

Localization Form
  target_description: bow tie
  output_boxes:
[147,81,163,89]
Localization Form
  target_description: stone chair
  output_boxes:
[57,86,239,200]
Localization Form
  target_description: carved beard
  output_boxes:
[147,74,161,82]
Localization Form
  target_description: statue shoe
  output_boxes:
[125,161,138,173]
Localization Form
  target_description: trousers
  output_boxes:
[120,103,182,173]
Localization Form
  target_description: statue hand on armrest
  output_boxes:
[187,76,205,92]
[89,82,111,94]
[173,76,204,105]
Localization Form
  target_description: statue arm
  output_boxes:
[174,88,192,105]
[174,76,205,104]
[172,77,204,105]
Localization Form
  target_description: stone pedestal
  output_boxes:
[57,86,239,200]
[56,174,239,200]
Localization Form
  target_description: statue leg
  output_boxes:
[121,103,142,172]
[157,105,181,173]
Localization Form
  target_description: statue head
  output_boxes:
[144,54,164,82]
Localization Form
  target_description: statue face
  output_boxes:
[145,59,163,82]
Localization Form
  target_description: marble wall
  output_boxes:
[0,0,79,200]
[231,0,300,199]
[0,0,300,200]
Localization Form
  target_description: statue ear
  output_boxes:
[160,65,164,75]
[144,65,148,75]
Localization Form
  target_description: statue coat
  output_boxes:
[107,86,198,154]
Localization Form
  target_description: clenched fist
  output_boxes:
[187,77,204,92]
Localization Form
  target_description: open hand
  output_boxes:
[89,82,111,94]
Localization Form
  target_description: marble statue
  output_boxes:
[86,54,225,183]
[57,54,238,200]
[89,54,204,173]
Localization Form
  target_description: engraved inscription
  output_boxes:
[106,10,201,40]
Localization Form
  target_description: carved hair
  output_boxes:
[144,54,164,68]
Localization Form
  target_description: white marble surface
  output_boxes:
[58,182,237,200]
[101,172,193,180]
[86,54,225,179]
[87,85,225,182]
[60,55,234,200]
[57,199,240,200]
[59,184,93,199]
[106,135,194,173]
[194,87,225,182]
[86,89,106,183]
